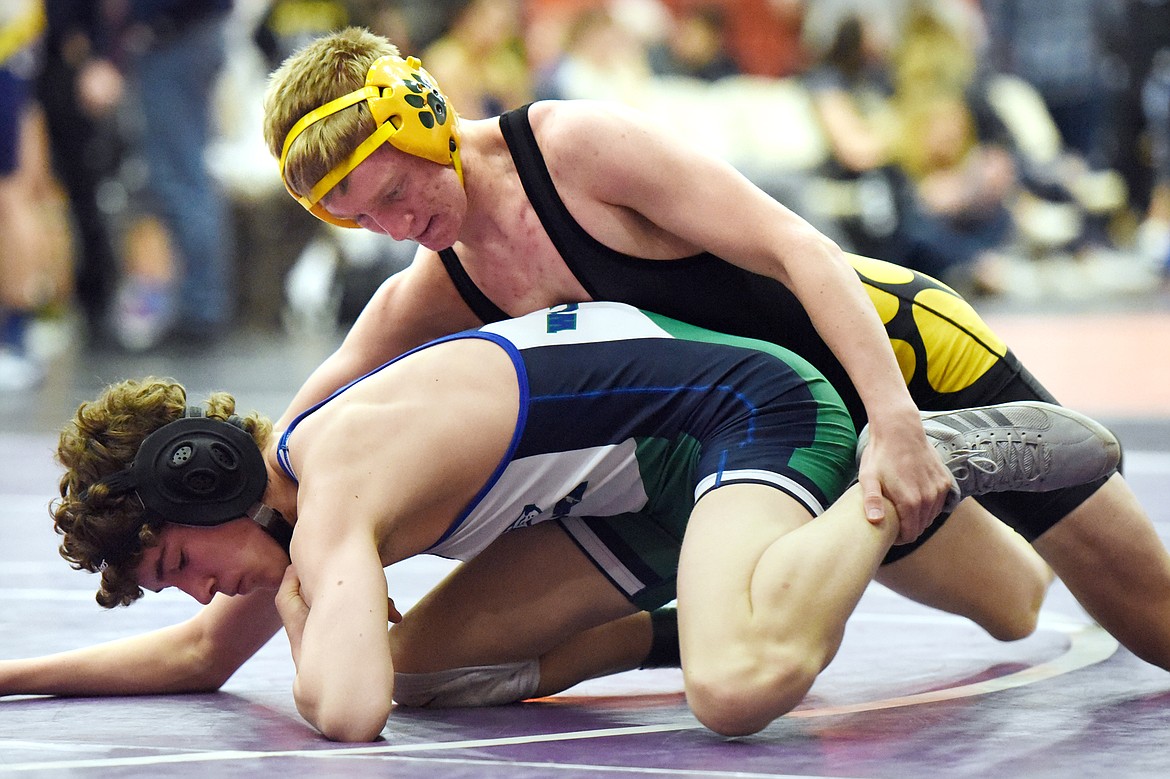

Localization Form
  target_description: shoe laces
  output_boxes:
[944,434,1049,491]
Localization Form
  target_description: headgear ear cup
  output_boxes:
[363,56,459,167]
[279,54,463,227]
[86,405,295,566]
[95,405,268,528]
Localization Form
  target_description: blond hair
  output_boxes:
[50,378,273,608]
[262,27,400,198]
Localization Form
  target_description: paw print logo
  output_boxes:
[402,72,448,129]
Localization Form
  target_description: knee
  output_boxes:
[982,563,1053,642]
[683,647,821,737]
[987,596,1043,640]
[984,604,1041,642]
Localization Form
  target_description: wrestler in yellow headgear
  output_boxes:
[279,55,462,228]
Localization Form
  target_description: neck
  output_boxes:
[452,116,512,245]
[262,446,299,523]
[247,503,294,555]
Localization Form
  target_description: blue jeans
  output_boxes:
[130,13,232,331]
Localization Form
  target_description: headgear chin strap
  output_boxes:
[279,54,463,228]
[98,407,292,553]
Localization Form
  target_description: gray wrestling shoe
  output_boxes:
[857,401,1121,513]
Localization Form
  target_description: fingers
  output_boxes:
[387,597,403,624]
[858,428,954,545]
[277,563,300,600]
[275,564,309,626]
[861,472,887,524]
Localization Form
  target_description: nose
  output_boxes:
[178,572,216,605]
[379,210,414,242]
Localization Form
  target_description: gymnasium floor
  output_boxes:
[2,293,1169,778]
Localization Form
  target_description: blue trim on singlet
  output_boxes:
[713,450,729,491]
[423,333,531,552]
[276,332,530,508]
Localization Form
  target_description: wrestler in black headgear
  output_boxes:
[96,406,292,553]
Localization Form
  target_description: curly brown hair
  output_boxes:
[50,378,273,608]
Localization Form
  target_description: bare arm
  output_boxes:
[276,250,483,430]
[0,591,281,697]
[279,545,394,742]
[276,340,518,739]
[543,103,953,540]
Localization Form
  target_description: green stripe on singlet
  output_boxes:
[642,311,857,500]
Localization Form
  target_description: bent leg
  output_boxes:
[676,483,897,737]
[534,611,654,696]
[1032,474,1170,670]
[390,522,639,702]
[877,499,1054,641]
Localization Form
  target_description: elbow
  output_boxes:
[172,629,236,693]
[198,653,241,691]
[317,706,390,743]
[296,681,391,742]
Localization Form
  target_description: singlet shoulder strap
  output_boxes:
[499,103,609,298]
[438,247,509,324]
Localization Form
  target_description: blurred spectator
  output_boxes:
[74,1,236,351]
[36,0,122,339]
[801,5,906,260]
[247,0,424,335]
[648,4,740,81]
[253,0,351,68]
[980,0,1122,170]
[422,0,531,119]
[976,0,1132,263]
[1108,0,1170,279]
[536,4,657,101]
[1142,47,1170,281]
[1,0,73,390]
[802,1,1016,293]
[887,3,1016,294]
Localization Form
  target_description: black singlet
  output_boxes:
[436,103,1109,543]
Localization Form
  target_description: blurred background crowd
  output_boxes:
[2,0,1169,393]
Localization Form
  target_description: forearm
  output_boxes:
[0,624,221,698]
[282,558,396,742]
[786,240,918,420]
[292,619,394,741]
[1,593,280,699]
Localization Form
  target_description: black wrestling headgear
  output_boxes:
[100,406,269,528]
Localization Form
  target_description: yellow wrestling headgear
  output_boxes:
[279,55,463,228]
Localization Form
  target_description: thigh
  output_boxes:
[676,482,883,667]
[1032,474,1170,669]
[390,521,637,673]
[876,498,1052,640]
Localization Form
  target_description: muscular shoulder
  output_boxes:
[290,339,522,558]
[527,100,682,206]
[529,100,663,158]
